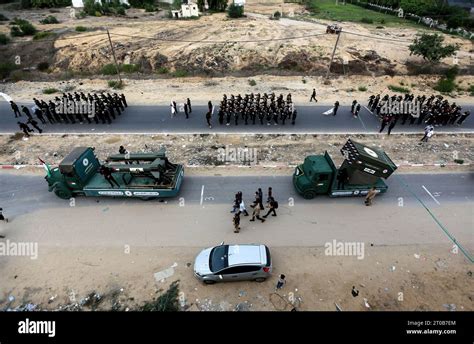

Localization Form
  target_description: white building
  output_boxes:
[171,2,199,19]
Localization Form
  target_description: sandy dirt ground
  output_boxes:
[0,245,472,311]
[1,133,473,172]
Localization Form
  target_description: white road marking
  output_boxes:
[200,185,204,206]
[422,185,440,205]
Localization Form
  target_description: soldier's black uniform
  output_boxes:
[10,101,21,118]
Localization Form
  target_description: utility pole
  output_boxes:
[326,29,342,79]
[106,29,122,85]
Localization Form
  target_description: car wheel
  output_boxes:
[254,278,266,282]
[303,190,316,199]
[204,280,216,285]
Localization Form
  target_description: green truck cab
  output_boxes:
[45,147,184,200]
[293,139,397,199]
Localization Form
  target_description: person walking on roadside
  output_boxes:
[351,100,357,116]
[187,98,192,113]
[365,187,377,206]
[420,125,434,143]
[310,89,317,102]
[238,200,249,217]
[250,198,265,223]
[263,197,278,218]
[184,103,189,119]
[333,101,340,116]
[18,122,32,137]
[206,110,212,129]
[170,101,176,118]
[10,101,21,118]
[233,212,241,233]
[27,118,43,134]
[354,103,361,118]
[0,208,8,223]
[275,274,286,291]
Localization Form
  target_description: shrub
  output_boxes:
[469,85,474,96]
[120,64,140,73]
[144,4,156,12]
[33,31,55,40]
[116,5,126,15]
[141,281,180,312]
[434,78,455,93]
[360,17,373,24]
[172,69,188,77]
[388,85,410,93]
[302,79,306,84]
[0,62,17,78]
[228,4,244,18]
[75,26,87,32]
[0,33,10,45]
[273,11,281,20]
[40,15,59,24]
[444,66,459,81]
[248,79,256,86]
[42,87,58,94]
[156,66,169,74]
[0,13,9,21]
[37,61,49,71]
[108,80,124,89]
[10,19,37,36]
[358,86,367,92]
[101,63,119,75]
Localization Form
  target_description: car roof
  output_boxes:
[227,244,266,266]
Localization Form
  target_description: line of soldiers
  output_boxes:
[368,94,470,135]
[214,93,298,127]
[10,92,128,135]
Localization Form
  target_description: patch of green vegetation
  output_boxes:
[388,85,410,93]
[302,79,307,84]
[0,62,17,78]
[43,87,59,94]
[358,86,367,92]
[434,78,456,93]
[108,80,124,89]
[75,26,87,32]
[172,69,188,77]
[141,281,180,312]
[305,0,420,28]
[33,31,55,40]
[40,15,59,24]
[156,66,169,74]
[248,79,257,86]
[468,85,474,96]
[0,33,10,45]
[228,3,244,18]
[10,18,37,36]
[102,63,140,75]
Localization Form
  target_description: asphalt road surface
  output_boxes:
[0,172,472,258]
[1,102,473,134]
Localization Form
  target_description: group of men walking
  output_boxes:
[207,93,297,128]
[10,92,128,136]
[370,93,470,135]
[231,187,278,233]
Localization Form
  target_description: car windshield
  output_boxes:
[209,245,228,272]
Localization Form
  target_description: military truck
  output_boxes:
[293,139,397,199]
[43,147,184,200]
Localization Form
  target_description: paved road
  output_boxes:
[1,172,472,211]
[1,102,473,134]
[0,172,472,255]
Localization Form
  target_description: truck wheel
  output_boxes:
[303,190,316,199]
[54,185,72,200]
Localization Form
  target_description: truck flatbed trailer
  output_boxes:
[44,147,184,200]
[293,139,396,199]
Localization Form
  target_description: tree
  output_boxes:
[228,3,243,18]
[409,33,459,64]
[141,281,180,312]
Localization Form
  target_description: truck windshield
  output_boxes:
[209,245,228,272]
